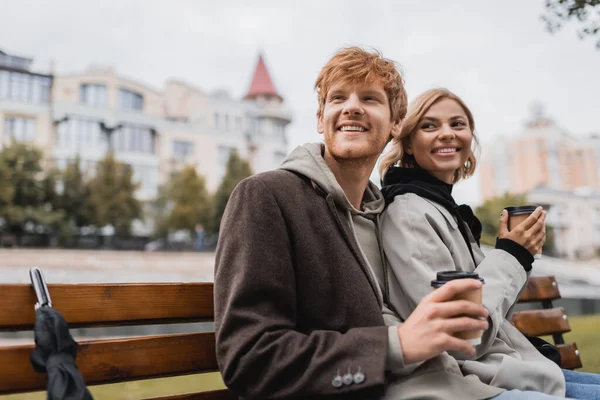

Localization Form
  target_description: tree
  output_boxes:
[153,166,211,237]
[57,156,91,228]
[86,153,141,236]
[542,0,600,48]
[0,142,63,243]
[474,193,528,246]
[208,149,252,234]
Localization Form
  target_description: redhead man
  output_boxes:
[214,47,491,399]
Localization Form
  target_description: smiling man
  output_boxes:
[214,47,493,399]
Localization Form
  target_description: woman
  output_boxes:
[379,88,600,399]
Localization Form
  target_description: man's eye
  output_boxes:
[330,95,343,101]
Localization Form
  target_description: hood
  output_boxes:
[279,143,384,216]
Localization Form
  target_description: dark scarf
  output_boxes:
[381,166,482,266]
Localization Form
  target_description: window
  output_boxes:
[3,117,35,142]
[236,117,243,132]
[80,84,107,107]
[214,112,220,129]
[112,125,154,154]
[218,145,235,169]
[0,70,50,103]
[56,118,107,152]
[172,140,194,161]
[119,88,144,111]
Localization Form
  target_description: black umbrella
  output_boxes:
[29,267,94,400]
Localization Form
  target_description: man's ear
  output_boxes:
[317,115,324,134]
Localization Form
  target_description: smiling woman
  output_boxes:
[378,88,600,399]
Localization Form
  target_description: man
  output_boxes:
[214,47,500,399]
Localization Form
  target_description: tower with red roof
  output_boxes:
[243,53,291,172]
[244,54,283,103]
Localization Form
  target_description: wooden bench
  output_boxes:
[0,276,581,397]
[513,275,583,370]
[0,282,236,399]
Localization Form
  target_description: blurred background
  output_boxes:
[1,0,600,396]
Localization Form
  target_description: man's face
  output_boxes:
[318,80,400,164]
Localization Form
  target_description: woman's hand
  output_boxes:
[396,279,489,365]
[498,207,546,256]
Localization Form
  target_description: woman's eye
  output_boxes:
[452,121,466,128]
[421,123,435,129]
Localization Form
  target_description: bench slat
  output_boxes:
[0,332,218,394]
[148,390,237,400]
[0,283,214,331]
[518,276,561,303]
[558,343,583,370]
[511,308,571,337]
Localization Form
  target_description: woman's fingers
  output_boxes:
[516,207,544,231]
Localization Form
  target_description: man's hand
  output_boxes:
[499,207,546,256]
[397,279,488,365]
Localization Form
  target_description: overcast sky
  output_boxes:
[1,0,598,205]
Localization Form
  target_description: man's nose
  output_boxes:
[343,94,364,115]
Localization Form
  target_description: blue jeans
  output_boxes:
[564,368,600,400]
[491,390,563,399]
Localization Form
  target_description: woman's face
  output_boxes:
[406,98,473,184]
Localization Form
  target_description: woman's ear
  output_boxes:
[390,120,402,139]
[405,139,414,155]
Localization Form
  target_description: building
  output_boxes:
[0,49,53,152]
[479,105,600,259]
[0,47,291,235]
[480,106,600,200]
[527,186,600,259]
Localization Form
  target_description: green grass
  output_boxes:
[3,315,600,398]
[543,314,600,373]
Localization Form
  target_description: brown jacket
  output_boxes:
[214,168,389,399]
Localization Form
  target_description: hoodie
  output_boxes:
[280,143,412,375]
[280,143,385,301]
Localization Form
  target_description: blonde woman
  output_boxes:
[380,88,600,399]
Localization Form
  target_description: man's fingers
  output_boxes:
[432,300,489,319]
[439,335,477,357]
[426,279,483,303]
[442,317,489,334]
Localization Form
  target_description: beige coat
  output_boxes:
[381,193,566,399]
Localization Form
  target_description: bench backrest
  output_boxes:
[513,276,583,370]
[0,276,581,397]
[0,282,236,399]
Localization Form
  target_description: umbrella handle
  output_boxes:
[29,267,53,309]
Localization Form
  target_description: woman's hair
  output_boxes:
[314,46,408,125]
[379,88,479,183]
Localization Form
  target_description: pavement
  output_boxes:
[0,249,216,284]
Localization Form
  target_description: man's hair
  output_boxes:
[314,47,407,124]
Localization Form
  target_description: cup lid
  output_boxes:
[431,271,485,288]
[505,205,538,216]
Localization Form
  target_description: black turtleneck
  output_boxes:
[382,166,533,272]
